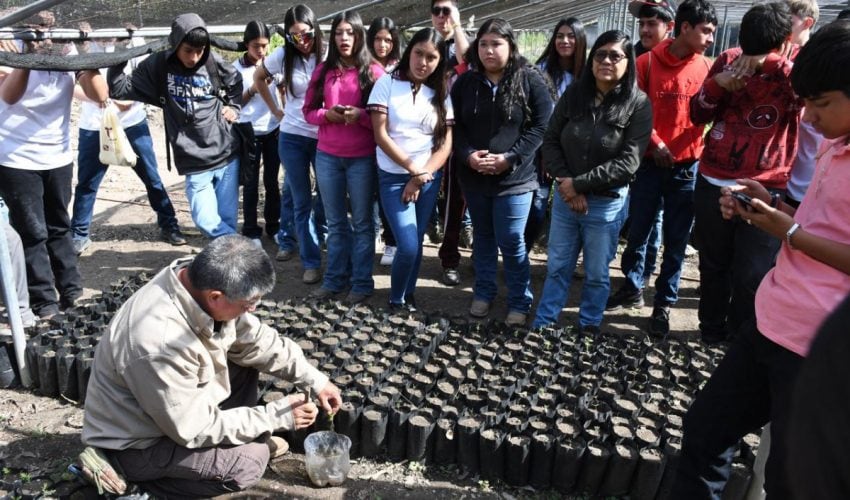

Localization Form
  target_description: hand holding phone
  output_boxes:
[731,191,754,206]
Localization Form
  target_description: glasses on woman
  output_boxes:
[286,30,315,45]
[431,6,452,17]
[593,50,626,64]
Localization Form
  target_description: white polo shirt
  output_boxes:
[234,57,281,135]
[262,47,319,139]
[367,73,454,174]
[0,43,77,170]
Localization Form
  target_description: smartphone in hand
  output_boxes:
[732,191,754,206]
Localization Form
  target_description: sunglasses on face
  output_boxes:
[593,50,626,64]
[431,6,452,17]
[286,30,314,45]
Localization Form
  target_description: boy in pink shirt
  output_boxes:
[673,19,850,499]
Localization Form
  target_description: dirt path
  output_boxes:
[0,107,702,498]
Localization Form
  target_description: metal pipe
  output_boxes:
[0,25,251,41]
[0,198,31,388]
[0,0,70,29]
[318,0,390,22]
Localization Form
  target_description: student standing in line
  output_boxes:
[533,30,653,333]
[368,27,453,311]
[254,4,326,285]
[525,17,587,252]
[0,11,109,319]
[607,0,717,337]
[234,21,282,247]
[430,0,472,287]
[303,10,385,304]
[452,18,554,326]
[367,16,402,267]
[71,35,186,255]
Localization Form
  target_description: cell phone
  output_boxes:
[332,104,347,113]
[731,191,753,206]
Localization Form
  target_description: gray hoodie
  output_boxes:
[107,13,243,175]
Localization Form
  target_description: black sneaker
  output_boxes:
[701,330,729,345]
[606,285,644,310]
[648,305,670,338]
[160,228,188,246]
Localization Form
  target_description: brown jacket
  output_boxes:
[82,258,328,450]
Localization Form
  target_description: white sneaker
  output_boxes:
[380,246,396,266]
[251,238,263,248]
[685,244,698,257]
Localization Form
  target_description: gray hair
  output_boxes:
[187,235,275,300]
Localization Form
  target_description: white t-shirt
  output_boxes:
[234,56,281,135]
[78,39,148,131]
[0,44,77,170]
[367,74,454,174]
[262,46,319,139]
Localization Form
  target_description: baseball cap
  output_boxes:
[628,0,677,19]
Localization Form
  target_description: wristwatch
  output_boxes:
[786,222,801,249]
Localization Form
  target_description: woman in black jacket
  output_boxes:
[451,18,554,326]
[532,30,652,333]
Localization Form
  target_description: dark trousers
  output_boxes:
[692,176,782,338]
[108,363,269,499]
[242,130,281,238]
[0,164,81,317]
[438,155,466,269]
[672,321,803,499]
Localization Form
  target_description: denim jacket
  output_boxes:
[542,87,652,194]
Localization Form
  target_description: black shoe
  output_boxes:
[160,228,188,246]
[606,286,644,310]
[61,294,81,310]
[648,305,670,338]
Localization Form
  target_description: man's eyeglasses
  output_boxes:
[286,30,315,45]
[431,6,452,17]
[593,50,627,64]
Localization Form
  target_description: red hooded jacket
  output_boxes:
[636,38,712,162]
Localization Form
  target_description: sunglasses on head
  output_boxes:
[286,30,315,45]
[593,50,626,64]
[431,6,452,17]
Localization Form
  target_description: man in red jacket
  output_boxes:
[689,2,800,344]
[609,0,718,337]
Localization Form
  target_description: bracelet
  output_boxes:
[786,222,801,249]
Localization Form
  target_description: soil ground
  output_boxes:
[0,107,702,499]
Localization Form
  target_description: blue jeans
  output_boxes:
[184,157,239,238]
[379,169,443,305]
[71,122,178,240]
[463,190,533,314]
[276,179,297,251]
[533,188,628,328]
[315,151,376,294]
[621,159,697,306]
[278,132,322,269]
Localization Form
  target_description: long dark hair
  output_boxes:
[567,29,639,124]
[283,4,324,98]
[241,20,270,65]
[466,18,555,124]
[309,10,376,109]
[367,17,401,67]
[392,27,449,152]
[536,17,587,91]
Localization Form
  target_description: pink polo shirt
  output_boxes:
[756,135,850,356]
[303,62,385,158]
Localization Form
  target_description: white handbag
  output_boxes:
[98,104,137,167]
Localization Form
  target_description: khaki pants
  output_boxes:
[107,363,269,498]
